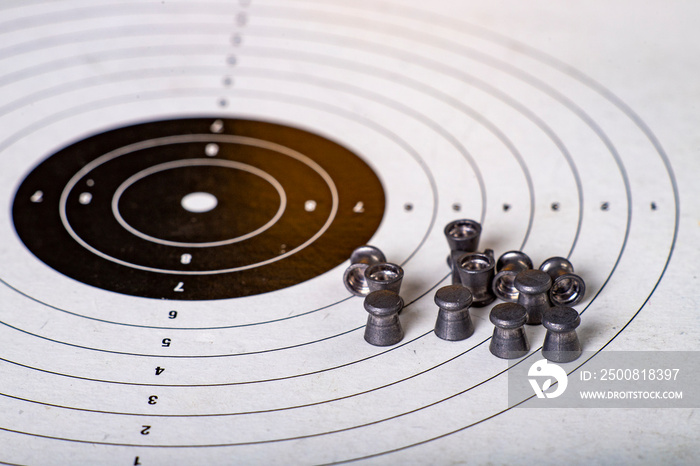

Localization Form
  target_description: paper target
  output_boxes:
[0,0,694,464]
[13,117,384,299]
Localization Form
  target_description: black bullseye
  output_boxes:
[115,161,285,246]
[12,118,385,300]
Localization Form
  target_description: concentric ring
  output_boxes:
[13,118,385,298]
[0,0,683,464]
[112,158,287,248]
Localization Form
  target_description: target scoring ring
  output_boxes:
[12,117,386,300]
[0,0,680,462]
[111,158,288,248]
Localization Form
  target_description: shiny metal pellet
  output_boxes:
[444,219,482,284]
[434,285,474,341]
[444,219,482,251]
[447,251,462,285]
[489,302,530,359]
[343,263,371,297]
[492,251,533,302]
[363,290,404,346]
[456,250,496,307]
[542,306,582,363]
[539,257,586,306]
[343,245,387,296]
[350,245,386,266]
[365,262,404,295]
[514,269,552,325]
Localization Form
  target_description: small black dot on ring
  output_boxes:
[222,76,233,87]
[226,55,237,65]
[452,203,461,212]
[218,98,228,107]
[601,202,610,211]
[551,202,560,211]
[404,203,413,212]
[231,34,242,46]
[502,203,511,212]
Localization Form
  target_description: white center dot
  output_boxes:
[205,143,219,157]
[79,192,93,205]
[181,192,218,213]
[304,200,317,212]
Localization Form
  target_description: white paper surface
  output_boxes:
[0,0,698,464]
